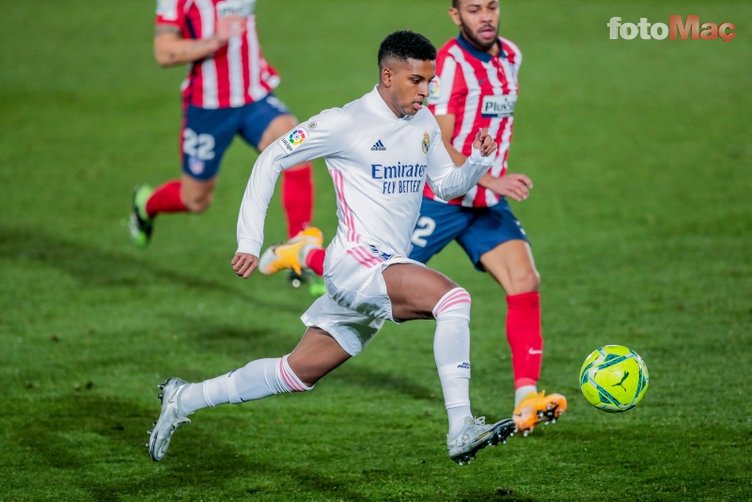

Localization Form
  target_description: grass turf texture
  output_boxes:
[1,0,750,500]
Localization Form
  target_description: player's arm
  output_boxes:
[435,114,528,198]
[153,24,228,67]
[435,111,530,200]
[444,119,534,203]
[233,143,299,278]
[233,110,344,278]
[480,171,533,202]
[427,128,496,201]
[435,114,467,166]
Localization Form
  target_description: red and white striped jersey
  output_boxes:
[156,0,280,109]
[425,34,522,207]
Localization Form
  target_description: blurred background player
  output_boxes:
[129,0,321,285]
[148,30,515,465]
[258,0,566,435]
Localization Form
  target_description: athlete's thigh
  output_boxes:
[324,245,455,322]
[456,199,529,271]
[409,198,474,264]
[382,263,458,321]
[301,286,386,357]
[182,104,241,180]
[238,93,294,151]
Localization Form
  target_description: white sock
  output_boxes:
[179,355,311,415]
[299,243,318,264]
[433,287,473,436]
[439,363,472,437]
[515,384,538,407]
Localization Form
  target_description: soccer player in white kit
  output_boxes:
[148,30,515,465]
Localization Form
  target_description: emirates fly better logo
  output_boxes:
[608,15,736,42]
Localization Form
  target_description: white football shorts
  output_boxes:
[300,245,425,355]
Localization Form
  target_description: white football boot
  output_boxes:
[147,377,190,461]
[447,416,516,465]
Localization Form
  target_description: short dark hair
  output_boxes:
[377,30,436,69]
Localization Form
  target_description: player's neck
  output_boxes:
[376,85,405,118]
[460,32,500,57]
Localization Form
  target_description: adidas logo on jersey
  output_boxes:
[371,139,386,151]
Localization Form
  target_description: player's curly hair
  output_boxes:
[377,30,436,69]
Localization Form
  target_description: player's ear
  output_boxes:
[381,66,392,87]
[448,7,461,27]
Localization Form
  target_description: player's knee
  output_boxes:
[509,269,540,294]
[433,287,472,321]
[183,192,213,213]
[280,354,316,392]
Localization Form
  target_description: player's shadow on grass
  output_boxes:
[0,224,300,315]
[180,315,302,356]
[9,388,524,500]
[336,364,438,403]
[8,391,370,500]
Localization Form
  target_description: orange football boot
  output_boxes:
[258,227,323,276]
[512,391,567,437]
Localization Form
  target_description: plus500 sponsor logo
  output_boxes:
[608,15,736,42]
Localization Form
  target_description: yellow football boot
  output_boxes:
[512,391,567,437]
[258,227,323,276]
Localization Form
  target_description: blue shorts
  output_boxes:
[408,197,528,271]
[181,93,290,180]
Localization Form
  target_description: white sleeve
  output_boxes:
[425,127,494,201]
[236,110,343,256]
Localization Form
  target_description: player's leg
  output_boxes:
[408,197,473,264]
[286,326,351,383]
[383,263,472,431]
[241,95,321,292]
[256,223,326,296]
[178,174,217,213]
[130,105,237,248]
[382,263,515,463]
[258,227,324,276]
[480,237,542,396]
[462,201,566,434]
[148,324,350,461]
[179,326,348,411]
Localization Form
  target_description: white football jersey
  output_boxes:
[236,86,493,260]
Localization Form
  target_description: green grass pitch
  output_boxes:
[1,1,750,500]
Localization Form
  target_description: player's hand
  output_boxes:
[472,128,497,157]
[232,252,258,278]
[484,173,534,201]
[216,14,247,44]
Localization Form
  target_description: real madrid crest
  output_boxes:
[421,132,430,154]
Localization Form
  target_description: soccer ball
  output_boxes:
[579,345,649,413]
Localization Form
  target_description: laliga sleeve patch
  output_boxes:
[278,127,309,154]
[426,76,441,105]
